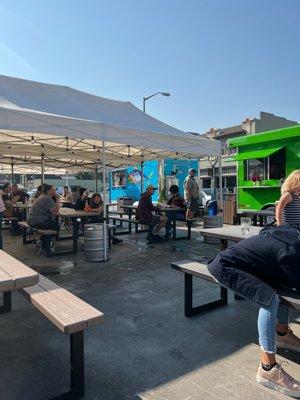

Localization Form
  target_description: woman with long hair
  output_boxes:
[276,170,300,226]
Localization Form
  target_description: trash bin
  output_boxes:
[84,223,108,262]
[207,200,218,216]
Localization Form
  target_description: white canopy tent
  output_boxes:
[0,75,222,259]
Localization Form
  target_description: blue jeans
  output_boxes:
[257,294,290,353]
[166,211,185,235]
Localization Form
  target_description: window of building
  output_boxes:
[199,168,212,177]
[222,166,236,175]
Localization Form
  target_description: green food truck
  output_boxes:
[228,124,300,218]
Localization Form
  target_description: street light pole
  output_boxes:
[142,92,170,113]
[141,92,170,194]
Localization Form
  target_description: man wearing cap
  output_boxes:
[184,168,199,219]
[137,185,167,237]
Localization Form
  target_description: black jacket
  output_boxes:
[207,226,300,307]
[74,198,89,211]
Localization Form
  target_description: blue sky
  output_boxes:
[0,0,300,132]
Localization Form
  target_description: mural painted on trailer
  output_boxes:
[109,159,198,202]
[109,160,158,202]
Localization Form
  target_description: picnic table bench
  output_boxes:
[0,250,103,399]
[18,218,115,256]
[116,205,193,240]
[172,225,300,317]
[0,249,39,312]
[20,274,103,399]
[171,260,300,317]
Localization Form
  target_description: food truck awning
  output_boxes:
[233,147,283,161]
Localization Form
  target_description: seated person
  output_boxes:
[74,188,89,210]
[12,184,28,204]
[137,185,167,236]
[2,182,19,218]
[27,184,60,232]
[207,225,300,397]
[61,186,73,205]
[85,192,122,244]
[71,186,81,203]
[165,185,186,237]
[87,192,104,223]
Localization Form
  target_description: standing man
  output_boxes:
[184,168,199,220]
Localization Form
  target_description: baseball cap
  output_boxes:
[146,184,157,190]
[189,168,197,173]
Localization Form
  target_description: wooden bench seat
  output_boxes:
[18,221,57,245]
[18,221,30,228]
[19,274,103,399]
[36,229,57,235]
[20,274,103,333]
[171,260,300,317]
[0,250,39,313]
[109,215,143,235]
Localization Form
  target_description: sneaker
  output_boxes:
[165,230,172,238]
[277,327,300,352]
[256,362,300,397]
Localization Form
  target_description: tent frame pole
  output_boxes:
[41,154,45,185]
[218,155,223,212]
[102,141,107,262]
[95,163,98,192]
[11,158,14,184]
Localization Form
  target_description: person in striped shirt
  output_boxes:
[276,170,300,226]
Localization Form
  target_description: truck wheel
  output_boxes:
[264,206,276,226]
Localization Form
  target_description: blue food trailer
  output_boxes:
[109,158,198,202]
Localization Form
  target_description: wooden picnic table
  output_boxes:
[198,225,262,300]
[198,225,262,250]
[12,203,31,209]
[0,250,39,312]
[54,208,102,254]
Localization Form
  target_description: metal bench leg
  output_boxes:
[10,220,18,236]
[45,235,54,257]
[184,273,228,318]
[22,228,27,244]
[51,331,85,400]
[0,291,11,313]
[23,228,33,244]
[187,221,192,240]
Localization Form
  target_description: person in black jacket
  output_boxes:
[74,188,89,210]
[208,225,300,398]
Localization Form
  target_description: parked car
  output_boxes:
[199,189,211,206]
